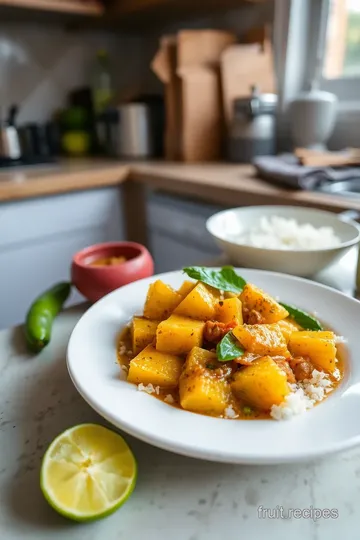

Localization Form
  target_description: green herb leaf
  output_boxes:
[216,331,245,362]
[183,266,247,294]
[206,363,217,370]
[280,302,323,331]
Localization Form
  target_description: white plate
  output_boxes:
[67,269,360,464]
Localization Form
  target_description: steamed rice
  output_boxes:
[231,216,341,250]
[270,369,334,420]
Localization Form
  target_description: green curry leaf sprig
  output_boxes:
[183,266,246,294]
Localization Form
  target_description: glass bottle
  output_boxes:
[92,49,114,115]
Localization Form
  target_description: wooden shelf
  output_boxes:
[103,0,268,30]
[0,0,268,29]
[0,0,103,18]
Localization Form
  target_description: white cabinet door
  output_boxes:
[0,187,124,329]
[150,232,217,273]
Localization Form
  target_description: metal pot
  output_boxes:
[227,86,277,163]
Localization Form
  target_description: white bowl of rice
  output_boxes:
[206,206,360,276]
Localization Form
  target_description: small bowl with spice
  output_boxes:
[72,241,154,302]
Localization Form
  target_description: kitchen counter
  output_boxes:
[0,255,360,540]
[0,303,360,540]
[0,159,360,213]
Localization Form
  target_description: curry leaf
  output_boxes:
[280,302,323,331]
[216,331,245,362]
[183,266,246,294]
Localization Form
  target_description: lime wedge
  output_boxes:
[40,423,137,521]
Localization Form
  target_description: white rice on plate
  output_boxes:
[270,369,334,421]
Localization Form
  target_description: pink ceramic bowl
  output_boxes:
[72,241,154,302]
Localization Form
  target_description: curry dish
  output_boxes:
[91,256,127,266]
[117,267,344,421]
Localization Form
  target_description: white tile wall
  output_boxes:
[0,2,273,125]
[0,23,155,124]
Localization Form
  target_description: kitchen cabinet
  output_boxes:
[0,186,124,329]
[147,190,222,273]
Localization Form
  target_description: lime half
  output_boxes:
[40,423,137,521]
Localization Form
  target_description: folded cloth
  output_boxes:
[253,154,360,190]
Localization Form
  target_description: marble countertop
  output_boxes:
[1,254,360,539]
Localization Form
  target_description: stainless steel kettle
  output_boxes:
[0,105,21,160]
[227,86,278,163]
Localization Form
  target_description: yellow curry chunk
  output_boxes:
[131,317,159,355]
[215,297,243,325]
[174,282,220,320]
[143,280,182,321]
[127,344,183,387]
[240,283,289,324]
[178,280,196,299]
[179,347,232,415]
[156,315,205,355]
[288,331,337,373]
[231,356,290,410]
[233,323,289,356]
[277,318,301,343]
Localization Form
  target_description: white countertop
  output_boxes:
[0,253,360,539]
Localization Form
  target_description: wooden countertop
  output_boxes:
[0,158,358,212]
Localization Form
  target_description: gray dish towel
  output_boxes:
[253,154,360,190]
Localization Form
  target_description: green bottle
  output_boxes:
[93,49,114,114]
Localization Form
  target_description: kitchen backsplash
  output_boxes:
[0,2,273,125]
[0,23,157,124]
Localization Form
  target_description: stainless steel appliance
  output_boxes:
[97,99,165,159]
[97,103,153,158]
[0,105,21,160]
[227,87,277,163]
[118,103,153,157]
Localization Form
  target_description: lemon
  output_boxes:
[40,424,137,522]
[62,131,90,156]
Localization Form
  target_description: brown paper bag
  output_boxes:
[152,29,236,162]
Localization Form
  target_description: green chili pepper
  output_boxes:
[25,282,71,353]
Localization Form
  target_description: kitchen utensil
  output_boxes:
[206,206,360,277]
[0,105,21,159]
[67,267,360,463]
[227,86,277,162]
[295,147,360,167]
[290,86,338,151]
[72,241,154,302]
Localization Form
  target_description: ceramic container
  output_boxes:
[206,206,360,277]
[290,89,338,150]
[72,241,154,302]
